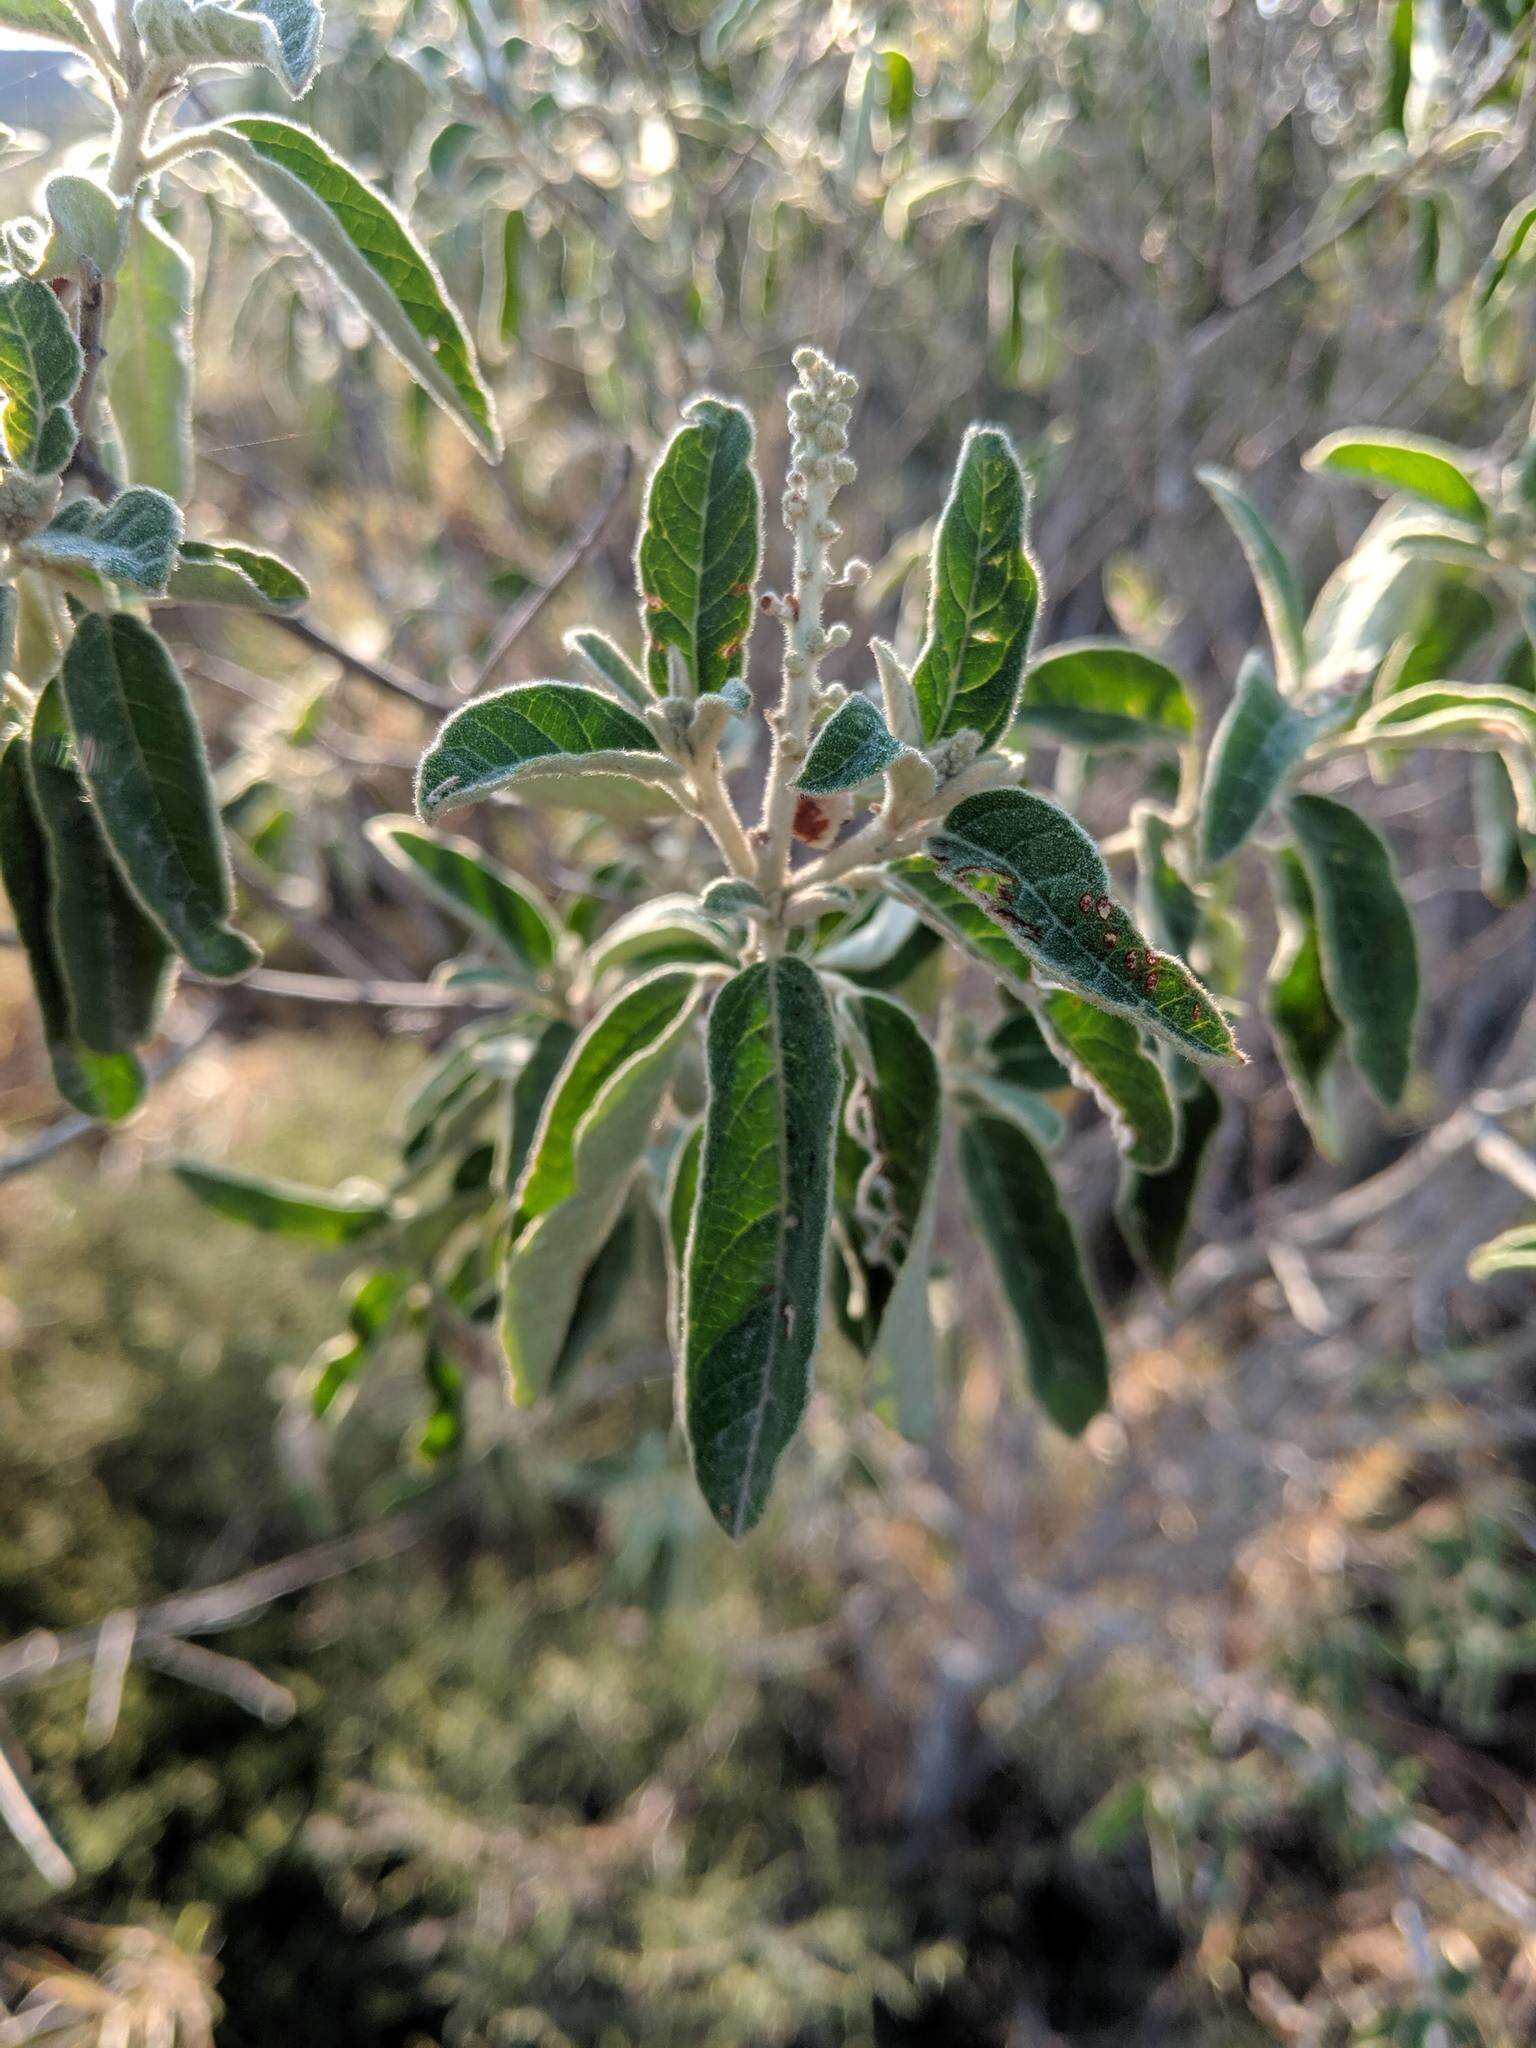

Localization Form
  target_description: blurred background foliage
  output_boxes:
[4,0,1536,2041]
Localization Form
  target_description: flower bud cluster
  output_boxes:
[782,347,858,533]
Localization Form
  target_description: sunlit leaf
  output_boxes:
[174,1160,392,1241]
[1116,1074,1221,1286]
[885,852,1037,999]
[134,0,323,95]
[927,789,1242,1065]
[564,626,648,705]
[1467,1223,1536,1280]
[1266,846,1345,1156]
[585,893,736,977]
[1197,652,1339,868]
[0,0,100,56]
[636,395,761,697]
[1304,429,1487,525]
[0,274,81,473]
[797,694,903,793]
[168,539,308,612]
[684,958,839,1536]
[108,210,194,500]
[414,680,677,823]
[912,425,1039,748]
[24,488,183,593]
[1037,989,1177,1169]
[1013,641,1194,750]
[207,116,499,456]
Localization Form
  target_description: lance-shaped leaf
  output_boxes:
[911,425,1039,748]
[840,989,943,1440]
[501,970,700,1401]
[0,735,145,1120]
[206,118,498,457]
[1266,846,1345,1156]
[564,626,648,705]
[1133,805,1200,959]
[414,680,677,823]
[0,274,81,473]
[24,489,183,593]
[1463,194,1536,384]
[109,210,194,501]
[366,815,556,972]
[1468,1224,1536,1281]
[24,682,175,1055]
[1117,1075,1221,1286]
[168,539,308,612]
[666,1120,704,1346]
[60,612,261,980]
[1337,683,1536,826]
[927,789,1242,1065]
[1288,793,1418,1108]
[496,1016,577,1196]
[988,1005,1069,1092]
[174,1161,392,1241]
[550,1205,643,1391]
[1472,752,1529,907]
[1304,430,1487,526]
[636,395,761,696]
[134,0,323,96]
[1197,651,1340,869]
[1037,989,1177,1170]
[586,893,736,977]
[684,958,839,1536]
[1198,466,1307,697]
[1013,641,1194,750]
[0,1,100,54]
[513,969,700,1228]
[796,694,903,795]
[1304,501,1438,696]
[885,853,1037,998]
[959,1112,1109,1434]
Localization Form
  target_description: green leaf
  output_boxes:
[796,694,902,794]
[551,1205,642,1390]
[666,1119,704,1343]
[1197,652,1339,868]
[1304,430,1487,525]
[684,957,840,1536]
[1117,1075,1221,1286]
[1383,0,1412,133]
[108,210,194,501]
[24,488,183,593]
[1038,989,1177,1170]
[414,680,676,824]
[927,789,1242,1066]
[24,682,175,1056]
[60,612,261,980]
[39,173,128,276]
[0,274,81,473]
[0,734,145,1120]
[988,1004,1070,1092]
[365,814,556,972]
[168,539,308,612]
[1338,684,1536,825]
[1464,194,1536,384]
[700,876,766,920]
[564,626,648,705]
[1467,1223,1536,1280]
[1471,752,1529,906]
[514,968,700,1227]
[1013,641,1194,749]
[208,117,499,457]
[959,1112,1109,1434]
[174,1160,392,1242]
[1304,501,1439,696]
[496,1016,577,1196]
[885,853,1037,999]
[1133,805,1201,959]
[0,0,100,55]
[636,395,761,697]
[501,972,700,1401]
[134,0,323,95]
[911,424,1039,747]
[1266,846,1345,1156]
[586,893,736,977]
[840,989,943,1440]
[1288,793,1419,1108]
[1198,466,1307,697]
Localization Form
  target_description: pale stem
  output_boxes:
[755,484,839,913]
[686,746,756,878]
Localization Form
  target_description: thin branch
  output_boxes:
[237,966,508,1009]
[472,445,633,694]
[135,1635,296,1725]
[258,613,453,713]
[0,1732,74,1892]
